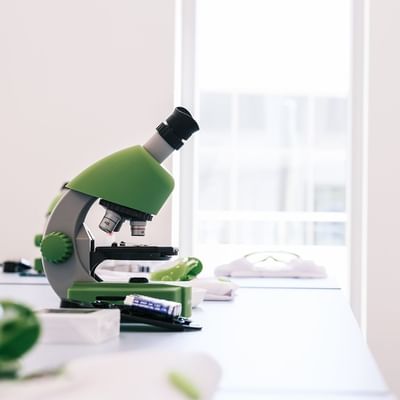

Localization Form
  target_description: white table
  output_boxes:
[0,271,60,308]
[0,272,393,399]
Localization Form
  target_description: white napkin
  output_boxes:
[190,277,239,301]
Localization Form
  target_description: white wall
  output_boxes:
[366,0,400,396]
[0,0,176,262]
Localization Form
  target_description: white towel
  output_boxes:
[190,277,239,301]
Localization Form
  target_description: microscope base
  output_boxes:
[67,281,192,318]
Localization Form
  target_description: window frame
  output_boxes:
[175,0,366,325]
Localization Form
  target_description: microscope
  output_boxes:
[40,107,200,330]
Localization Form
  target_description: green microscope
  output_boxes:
[40,107,199,330]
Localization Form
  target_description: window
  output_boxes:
[180,0,351,290]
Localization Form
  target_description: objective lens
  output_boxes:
[130,220,146,236]
[99,210,122,233]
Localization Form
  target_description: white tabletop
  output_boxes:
[16,287,389,398]
[0,273,60,308]
[0,271,49,285]
[0,271,390,398]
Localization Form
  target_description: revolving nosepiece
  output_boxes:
[99,209,148,236]
[98,200,152,236]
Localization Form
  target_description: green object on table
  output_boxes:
[168,371,200,399]
[150,258,203,282]
[0,301,41,378]
[68,282,192,317]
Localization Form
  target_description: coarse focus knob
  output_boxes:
[40,232,73,264]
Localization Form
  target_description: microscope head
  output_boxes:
[66,107,199,237]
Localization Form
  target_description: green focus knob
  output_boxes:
[40,232,73,264]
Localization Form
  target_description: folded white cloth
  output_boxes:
[190,277,239,301]
[4,351,221,400]
[215,254,327,279]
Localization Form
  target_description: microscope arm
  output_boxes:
[41,189,97,299]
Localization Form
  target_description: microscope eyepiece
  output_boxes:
[156,107,199,150]
[144,106,199,163]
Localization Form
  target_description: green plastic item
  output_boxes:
[0,301,41,378]
[67,145,174,215]
[40,232,73,264]
[68,282,192,317]
[150,258,203,282]
[168,371,201,399]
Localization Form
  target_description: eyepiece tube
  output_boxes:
[144,107,199,163]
